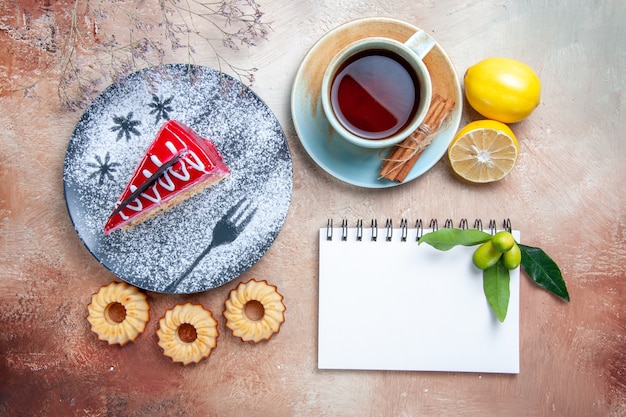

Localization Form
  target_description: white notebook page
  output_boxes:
[318,225,520,373]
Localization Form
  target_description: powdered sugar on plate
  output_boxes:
[63,64,293,294]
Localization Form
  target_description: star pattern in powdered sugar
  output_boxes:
[87,152,121,184]
[148,94,173,125]
[110,111,142,142]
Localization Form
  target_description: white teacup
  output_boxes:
[321,30,435,149]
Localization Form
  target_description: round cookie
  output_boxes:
[224,279,286,343]
[156,303,218,365]
[87,281,150,346]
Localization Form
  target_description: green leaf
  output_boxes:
[483,262,510,322]
[419,228,492,251]
[519,244,570,302]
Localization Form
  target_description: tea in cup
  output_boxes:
[321,30,435,149]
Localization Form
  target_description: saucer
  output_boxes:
[291,17,462,188]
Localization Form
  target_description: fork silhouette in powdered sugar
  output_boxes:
[163,197,257,293]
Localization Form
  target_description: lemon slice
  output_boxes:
[448,120,519,183]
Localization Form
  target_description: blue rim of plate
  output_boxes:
[63,64,292,294]
[290,17,462,188]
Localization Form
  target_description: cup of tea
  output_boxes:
[321,30,435,149]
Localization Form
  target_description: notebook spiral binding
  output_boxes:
[326,218,512,242]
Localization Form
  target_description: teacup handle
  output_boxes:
[405,29,436,59]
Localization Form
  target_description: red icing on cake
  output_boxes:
[104,120,229,235]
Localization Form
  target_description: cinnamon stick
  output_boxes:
[394,98,455,182]
[379,95,446,180]
[379,94,455,182]
[380,96,446,178]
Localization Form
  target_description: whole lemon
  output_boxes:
[464,57,541,123]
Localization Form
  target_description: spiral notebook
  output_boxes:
[318,219,520,374]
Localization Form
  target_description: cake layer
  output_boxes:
[104,120,229,235]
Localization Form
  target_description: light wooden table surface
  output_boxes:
[1,1,624,416]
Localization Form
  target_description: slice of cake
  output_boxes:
[104,120,229,235]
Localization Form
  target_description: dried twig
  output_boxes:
[56,0,271,110]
